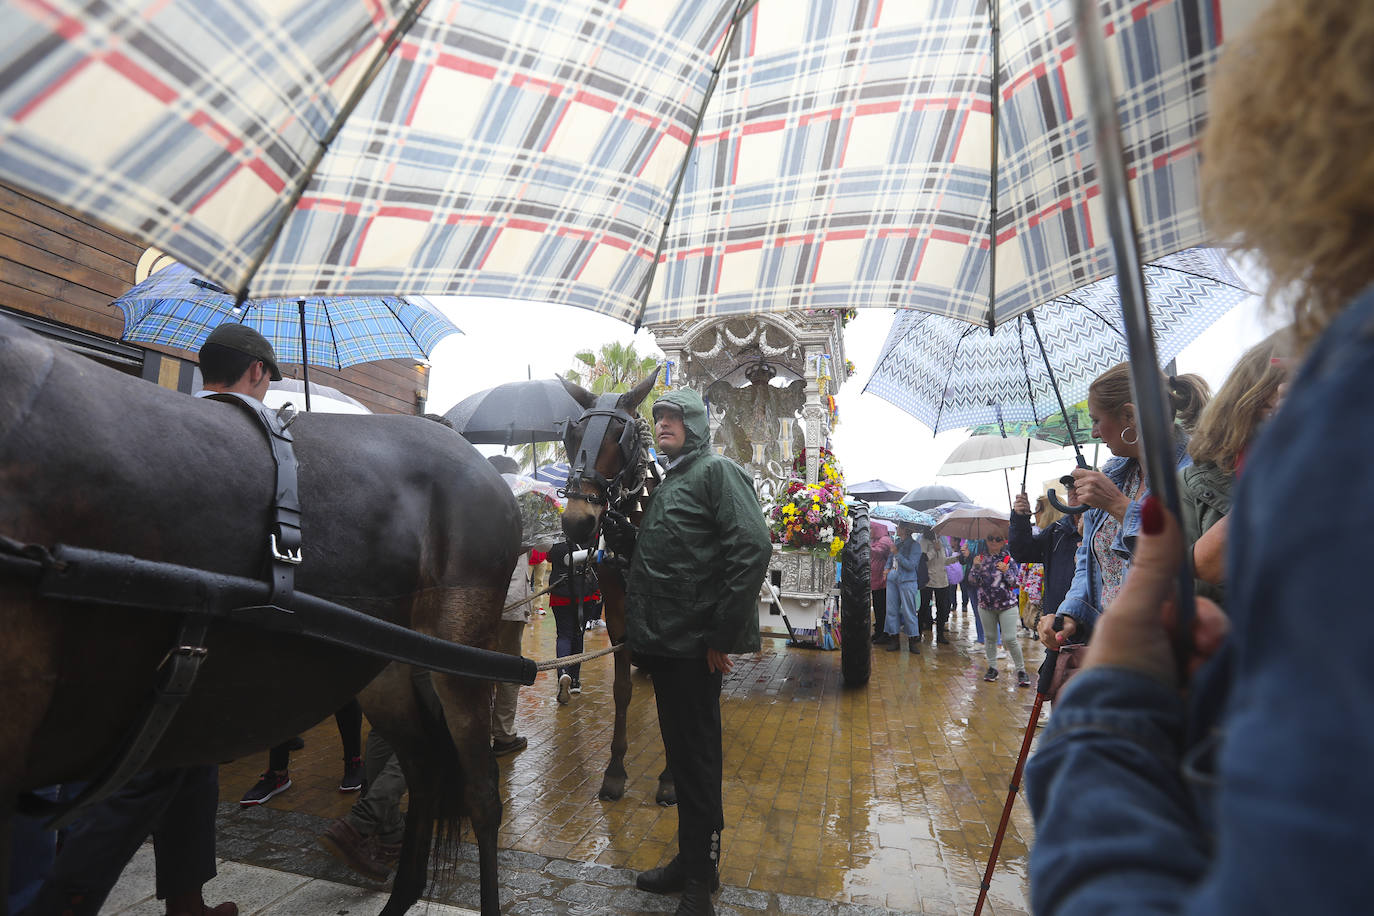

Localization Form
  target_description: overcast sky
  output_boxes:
[425,286,1281,510]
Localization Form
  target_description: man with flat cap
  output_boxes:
[626,388,771,916]
[195,322,282,403]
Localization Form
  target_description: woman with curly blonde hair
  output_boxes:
[1028,3,1374,911]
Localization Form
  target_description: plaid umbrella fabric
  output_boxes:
[863,248,1250,433]
[113,263,460,368]
[0,0,736,312]
[0,0,1238,327]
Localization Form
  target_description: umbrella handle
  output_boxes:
[1047,455,1091,516]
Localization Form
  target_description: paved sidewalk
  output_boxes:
[183,606,1040,914]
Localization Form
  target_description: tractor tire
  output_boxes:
[839,502,872,687]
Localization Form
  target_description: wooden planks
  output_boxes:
[0,180,427,414]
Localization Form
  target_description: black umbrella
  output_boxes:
[899,484,972,512]
[444,379,581,446]
[845,479,909,502]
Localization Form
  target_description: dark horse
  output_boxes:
[557,372,676,806]
[0,316,517,915]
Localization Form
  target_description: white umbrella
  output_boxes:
[263,379,371,415]
[932,506,1012,541]
[937,435,1065,476]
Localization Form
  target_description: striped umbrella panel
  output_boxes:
[863,248,1251,433]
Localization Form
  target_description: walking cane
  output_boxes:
[973,621,1061,916]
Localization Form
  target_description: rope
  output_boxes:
[532,641,623,671]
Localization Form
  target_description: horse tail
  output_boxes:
[409,670,469,895]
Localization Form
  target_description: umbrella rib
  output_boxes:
[1059,293,1126,339]
[1146,259,1253,293]
[387,296,430,360]
[933,324,979,435]
[630,0,756,331]
[319,300,345,369]
[984,0,1003,334]
[1016,314,1039,424]
[231,0,433,301]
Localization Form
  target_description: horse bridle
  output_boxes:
[559,393,645,514]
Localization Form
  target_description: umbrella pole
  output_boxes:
[1020,439,1031,494]
[1071,0,1195,677]
[297,299,312,412]
[1003,468,1012,507]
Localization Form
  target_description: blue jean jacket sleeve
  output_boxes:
[1027,287,1374,915]
[1056,518,1099,630]
[1026,667,1210,914]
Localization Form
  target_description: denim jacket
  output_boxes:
[1026,284,1374,913]
[1056,437,1191,634]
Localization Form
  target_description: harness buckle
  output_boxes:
[270,532,303,565]
[158,644,209,671]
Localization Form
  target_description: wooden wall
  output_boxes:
[0,180,427,415]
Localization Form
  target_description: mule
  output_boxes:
[557,373,676,806]
[0,316,518,915]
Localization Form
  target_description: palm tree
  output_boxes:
[565,340,666,421]
[509,441,561,475]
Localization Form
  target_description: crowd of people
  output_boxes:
[10,3,1370,914]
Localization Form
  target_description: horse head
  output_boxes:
[558,369,660,547]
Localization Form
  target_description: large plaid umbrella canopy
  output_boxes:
[863,247,1250,433]
[113,263,460,368]
[0,0,1239,327]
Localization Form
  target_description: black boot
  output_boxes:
[637,856,721,894]
[936,624,949,645]
[675,877,716,915]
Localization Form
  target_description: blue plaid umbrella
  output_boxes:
[113,263,460,409]
[864,248,1251,434]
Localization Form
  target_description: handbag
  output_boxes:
[945,559,964,587]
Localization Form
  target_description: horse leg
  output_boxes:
[429,674,501,916]
[361,665,442,916]
[596,583,631,801]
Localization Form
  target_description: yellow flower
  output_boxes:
[829,538,845,557]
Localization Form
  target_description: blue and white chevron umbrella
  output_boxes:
[113,263,460,369]
[863,248,1251,434]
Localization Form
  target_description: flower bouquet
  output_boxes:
[791,446,844,489]
[768,477,850,558]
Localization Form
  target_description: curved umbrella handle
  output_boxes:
[1046,488,1089,516]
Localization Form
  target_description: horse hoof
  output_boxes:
[598,777,627,800]
[655,784,677,807]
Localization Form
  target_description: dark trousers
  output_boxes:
[27,766,219,914]
[919,585,954,633]
[645,655,724,877]
[268,699,363,771]
[871,588,887,636]
[552,599,599,681]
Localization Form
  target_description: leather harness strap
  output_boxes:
[18,394,304,828]
[206,393,303,607]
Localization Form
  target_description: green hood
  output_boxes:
[654,387,711,460]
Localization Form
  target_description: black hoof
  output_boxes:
[598,775,627,800]
[655,783,677,807]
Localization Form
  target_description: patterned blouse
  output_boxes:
[1093,463,1144,609]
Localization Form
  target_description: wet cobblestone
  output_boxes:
[215,607,1038,914]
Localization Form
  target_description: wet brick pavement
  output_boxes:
[209,605,1041,914]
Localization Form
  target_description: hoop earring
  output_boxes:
[1121,425,1138,445]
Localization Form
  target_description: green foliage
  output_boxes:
[509,441,561,474]
[564,340,667,422]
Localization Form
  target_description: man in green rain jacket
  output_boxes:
[627,387,771,915]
